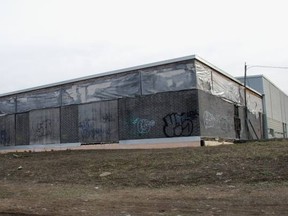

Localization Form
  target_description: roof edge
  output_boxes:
[0,54,262,97]
[0,55,198,97]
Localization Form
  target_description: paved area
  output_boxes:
[0,139,234,154]
[0,141,202,154]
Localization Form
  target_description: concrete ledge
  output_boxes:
[0,137,202,153]
[119,136,201,144]
[204,140,233,147]
[0,143,81,153]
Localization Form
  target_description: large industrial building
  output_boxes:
[0,55,263,147]
[237,75,288,139]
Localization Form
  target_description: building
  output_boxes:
[237,75,288,139]
[0,55,263,147]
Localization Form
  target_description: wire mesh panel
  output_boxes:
[0,114,15,146]
[119,90,200,140]
[61,105,79,143]
[16,112,29,145]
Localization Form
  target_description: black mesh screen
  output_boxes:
[61,105,79,143]
[16,113,29,145]
[0,114,15,146]
[119,90,199,140]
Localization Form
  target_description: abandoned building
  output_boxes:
[0,55,264,147]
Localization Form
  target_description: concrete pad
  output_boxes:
[0,140,201,154]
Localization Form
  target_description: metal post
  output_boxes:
[244,63,247,114]
[244,63,250,139]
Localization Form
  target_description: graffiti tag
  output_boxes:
[163,112,197,137]
[132,118,156,134]
[102,113,114,122]
[203,111,231,132]
[32,119,52,138]
[79,119,111,140]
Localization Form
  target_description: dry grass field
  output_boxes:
[1,140,288,215]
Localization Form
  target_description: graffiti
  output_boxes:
[203,111,231,132]
[203,111,216,128]
[163,111,197,137]
[0,130,10,145]
[102,113,114,122]
[132,118,156,134]
[219,117,230,132]
[79,119,111,140]
[32,119,52,138]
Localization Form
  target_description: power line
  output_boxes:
[247,65,288,70]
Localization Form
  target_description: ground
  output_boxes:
[1,140,288,215]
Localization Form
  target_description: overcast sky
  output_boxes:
[1,0,288,95]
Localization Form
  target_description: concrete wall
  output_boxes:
[119,90,200,140]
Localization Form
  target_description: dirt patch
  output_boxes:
[1,140,288,215]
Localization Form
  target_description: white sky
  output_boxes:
[1,0,288,95]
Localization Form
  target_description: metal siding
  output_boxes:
[246,77,264,94]
[78,100,119,143]
[263,78,272,118]
[267,117,284,138]
[29,108,60,144]
[280,93,286,123]
[270,84,282,122]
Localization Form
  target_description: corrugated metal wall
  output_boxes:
[263,77,287,138]
[29,108,60,144]
[78,100,119,144]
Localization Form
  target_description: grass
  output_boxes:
[0,140,288,215]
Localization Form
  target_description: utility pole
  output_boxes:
[243,63,250,139]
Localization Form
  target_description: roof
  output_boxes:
[0,54,262,97]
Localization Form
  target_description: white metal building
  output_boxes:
[237,75,288,139]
